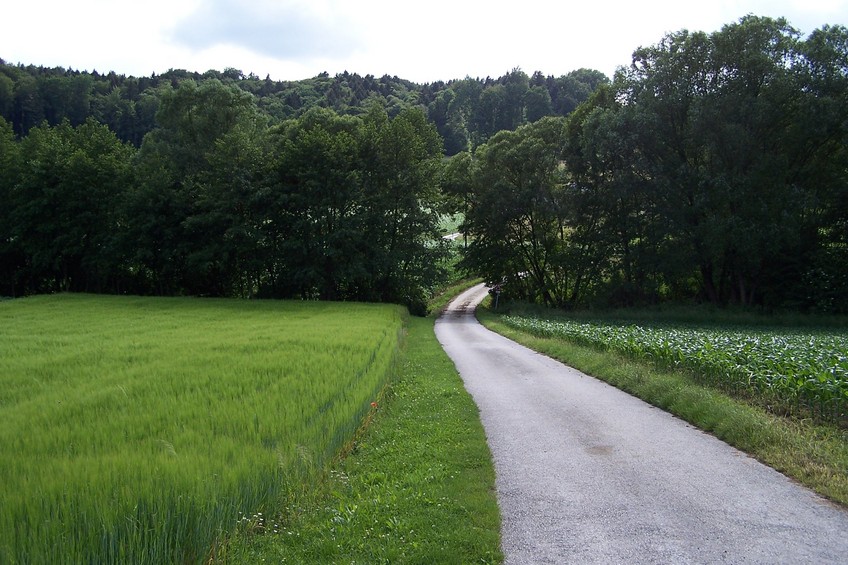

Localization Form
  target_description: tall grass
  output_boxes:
[0,294,404,564]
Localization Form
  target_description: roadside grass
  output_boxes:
[477,306,848,507]
[221,312,503,563]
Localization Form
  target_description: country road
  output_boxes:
[434,284,848,564]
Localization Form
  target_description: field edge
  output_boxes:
[219,313,504,563]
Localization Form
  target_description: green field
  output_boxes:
[0,294,404,564]
[497,315,848,424]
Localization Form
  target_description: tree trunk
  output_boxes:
[700,263,720,304]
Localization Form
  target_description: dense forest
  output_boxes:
[0,60,607,154]
[455,16,848,312]
[2,15,847,313]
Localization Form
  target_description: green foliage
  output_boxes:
[597,16,848,308]
[265,105,449,313]
[0,62,609,304]
[0,117,22,295]
[146,80,268,296]
[3,16,845,314]
[0,62,607,150]
[462,117,590,307]
[361,106,448,313]
[6,119,134,294]
[524,85,553,122]
[267,107,367,300]
[1,88,449,308]
[0,294,404,564]
[461,16,848,313]
[123,79,269,296]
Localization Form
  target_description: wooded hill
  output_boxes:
[0,61,607,153]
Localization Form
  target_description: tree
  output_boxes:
[564,86,682,305]
[360,106,448,313]
[440,151,474,247]
[524,85,553,122]
[262,105,448,313]
[782,23,848,311]
[0,117,23,295]
[695,16,808,305]
[186,112,270,297]
[616,24,759,304]
[459,16,848,310]
[265,107,366,300]
[10,119,133,293]
[580,16,848,308]
[126,79,263,295]
[462,117,583,307]
[93,88,140,145]
[12,73,43,136]
[472,84,506,144]
[551,69,610,116]
[0,72,13,120]
[501,68,530,130]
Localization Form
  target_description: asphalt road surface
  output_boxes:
[434,284,848,564]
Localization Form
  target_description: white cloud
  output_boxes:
[172,0,361,60]
[1,0,845,82]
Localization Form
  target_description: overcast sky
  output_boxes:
[3,0,846,83]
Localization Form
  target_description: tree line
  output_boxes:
[3,15,846,313]
[453,16,848,312]
[0,61,605,154]
[0,80,450,314]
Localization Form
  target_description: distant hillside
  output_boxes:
[0,61,607,153]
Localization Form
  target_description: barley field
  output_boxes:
[0,294,404,564]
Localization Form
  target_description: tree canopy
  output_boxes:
[0,61,607,154]
[1,80,449,313]
[460,16,848,311]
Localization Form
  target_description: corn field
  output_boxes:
[501,315,848,425]
[0,294,404,564]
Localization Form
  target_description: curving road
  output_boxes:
[435,284,848,564]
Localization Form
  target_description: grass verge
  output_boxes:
[221,313,503,563]
[477,307,848,508]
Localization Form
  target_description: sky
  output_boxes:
[2,0,846,84]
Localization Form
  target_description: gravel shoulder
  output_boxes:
[435,284,848,565]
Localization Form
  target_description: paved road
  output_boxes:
[434,284,848,564]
